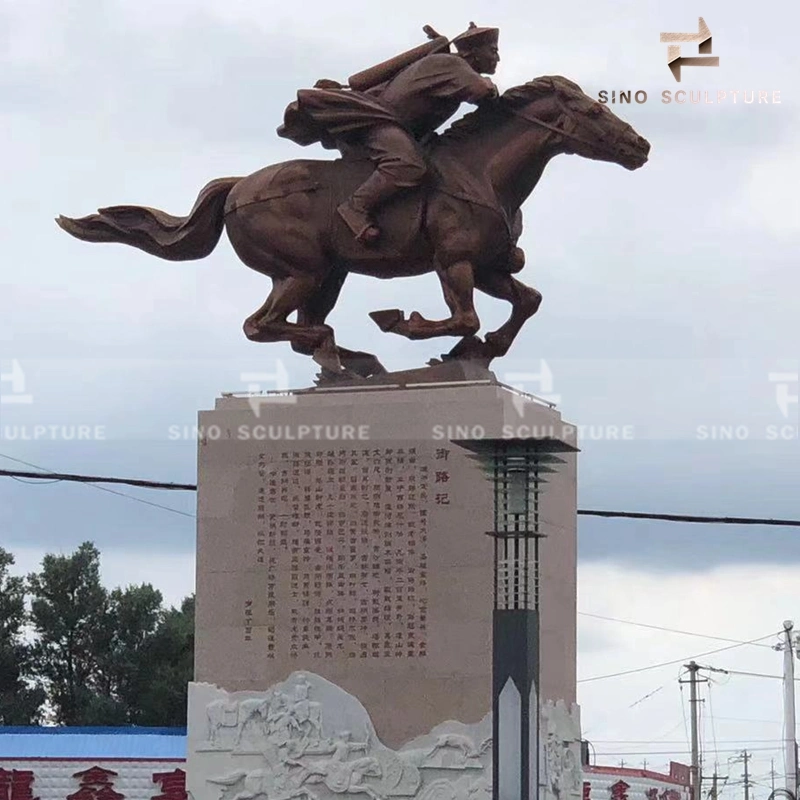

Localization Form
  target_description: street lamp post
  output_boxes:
[456,437,578,800]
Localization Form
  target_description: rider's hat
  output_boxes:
[452,22,499,52]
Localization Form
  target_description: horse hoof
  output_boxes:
[484,332,510,356]
[369,309,404,332]
[315,367,364,386]
[343,354,388,378]
[447,334,486,359]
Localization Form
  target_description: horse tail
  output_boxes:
[56,177,242,261]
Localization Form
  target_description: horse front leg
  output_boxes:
[370,260,480,341]
[474,269,542,358]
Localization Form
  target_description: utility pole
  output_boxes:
[706,767,727,800]
[782,621,798,798]
[681,661,707,800]
[741,751,751,800]
[772,757,776,795]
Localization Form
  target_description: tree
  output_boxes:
[0,547,44,723]
[27,542,111,724]
[99,583,165,724]
[134,595,194,726]
[26,542,194,726]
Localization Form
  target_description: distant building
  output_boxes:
[1,727,691,800]
[0,728,185,800]
[585,763,692,800]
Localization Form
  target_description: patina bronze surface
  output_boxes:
[58,27,649,381]
[281,23,502,245]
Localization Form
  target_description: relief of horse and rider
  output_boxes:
[200,675,496,800]
[58,23,649,380]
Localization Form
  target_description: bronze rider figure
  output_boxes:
[278,23,501,244]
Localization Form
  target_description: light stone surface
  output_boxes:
[186,673,583,800]
[195,381,577,749]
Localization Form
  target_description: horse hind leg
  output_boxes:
[296,270,387,377]
[474,270,542,358]
[243,276,339,362]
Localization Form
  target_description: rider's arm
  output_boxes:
[454,64,498,105]
[475,78,500,103]
[424,53,497,105]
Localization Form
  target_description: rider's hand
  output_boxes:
[480,79,500,101]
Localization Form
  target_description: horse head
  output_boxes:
[502,75,650,170]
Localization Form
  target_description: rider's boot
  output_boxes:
[337,171,400,245]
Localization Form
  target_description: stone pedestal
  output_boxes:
[194,374,577,750]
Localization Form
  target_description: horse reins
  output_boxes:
[508,100,620,153]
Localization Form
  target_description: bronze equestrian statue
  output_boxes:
[283,23,502,245]
[57,25,650,380]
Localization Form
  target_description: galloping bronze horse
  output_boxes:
[58,76,649,378]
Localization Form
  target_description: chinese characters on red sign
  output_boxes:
[610,781,631,800]
[0,770,36,800]
[152,770,186,800]
[0,765,188,800]
[68,767,124,800]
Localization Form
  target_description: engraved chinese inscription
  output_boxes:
[254,447,436,660]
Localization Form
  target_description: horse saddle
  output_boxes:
[325,159,426,259]
[229,159,426,260]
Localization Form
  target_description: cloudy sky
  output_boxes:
[1,0,798,788]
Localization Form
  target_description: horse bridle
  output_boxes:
[507,94,622,154]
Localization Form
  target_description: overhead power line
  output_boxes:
[592,739,791,745]
[593,746,785,757]
[0,468,194,491]
[579,612,775,648]
[2,464,800,527]
[705,667,788,681]
[579,509,800,527]
[0,454,194,519]
[578,632,780,684]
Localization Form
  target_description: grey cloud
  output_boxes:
[1,0,798,569]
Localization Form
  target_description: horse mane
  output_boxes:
[437,75,584,146]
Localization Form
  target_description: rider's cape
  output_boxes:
[277,53,493,147]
